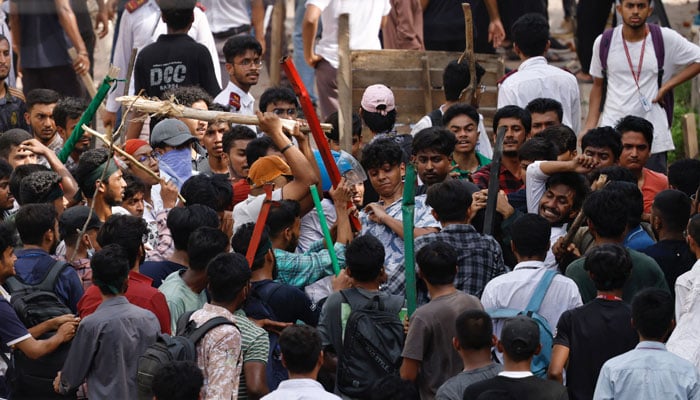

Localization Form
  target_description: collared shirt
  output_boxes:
[472,162,524,194]
[359,194,440,296]
[159,269,208,334]
[261,378,342,400]
[214,81,256,131]
[481,260,582,361]
[675,259,700,322]
[415,224,505,303]
[78,270,172,334]
[497,56,581,133]
[450,154,491,182]
[190,303,243,400]
[0,82,28,133]
[58,296,160,399]
[594,341,700,400]
[273,238,346,290]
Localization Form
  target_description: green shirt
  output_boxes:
[451,153,491,181]
[158,270,208,333]
[233,309,269,400]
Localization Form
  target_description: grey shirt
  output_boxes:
[58,296,160,399]
[435,363,503,400]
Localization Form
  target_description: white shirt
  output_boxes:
[106,1,220,113]
[668,259,700,371]
[233,188,283,233]
[497,56,581,134]
[199,0,250,34]
[590,26,700,153]
[261,378,341,400]
[297,198,337,252]
[214,81,257,132]
[674,259,700,322]
[481,260,582,360]
[410,109,493,158]
[306,0,391,68]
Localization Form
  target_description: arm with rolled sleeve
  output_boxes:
[274,239,345,289]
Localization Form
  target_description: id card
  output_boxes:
[639,92,652,112]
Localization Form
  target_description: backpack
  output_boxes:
[336,289,405,398]
[243,281,288,391]
[599,23,674,126]
[487,269,557,378]
[4,260,73,328]
[3,260,78,398]
[136,310,237,400]
[428,108,444,128]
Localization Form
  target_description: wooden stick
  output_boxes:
[83,124,186,204]
[458,3,477,106]
[115,95,334,133]
[68,47,97,98]
[269,0,284,85]
[119,48,138,145]
[337,13,353,154]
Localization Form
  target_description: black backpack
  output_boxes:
[336,289,405,398]
[3,260,77,399]
[136,310,238,400]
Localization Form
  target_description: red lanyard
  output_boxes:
[622,26,648,91]
[597,294,623,301]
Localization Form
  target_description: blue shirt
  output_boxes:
[623,225,655,251]
[594,341,700,400]
[140,260,186,288]
[13,248,84,313]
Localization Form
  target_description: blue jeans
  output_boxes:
[293,0,318,103]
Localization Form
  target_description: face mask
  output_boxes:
[158,147,193,190]
[85,234,96,259]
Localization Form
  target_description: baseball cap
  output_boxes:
[500,316,540,359]
[59,205,103,238]
[248,155,292,187]
[361,84,395,115]
[150,118,196,148]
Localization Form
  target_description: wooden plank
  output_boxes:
[337,14,353,153]
[268,0,284,85]
[421,55,433,115]
[683,113,699,158]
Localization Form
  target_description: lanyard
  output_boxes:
[597,294,623,301]
[622,26,648,91]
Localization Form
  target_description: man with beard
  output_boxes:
[53,97,90,171]
[13,203,83,313]
[215,35,262,128]
[73,148,127,222]
[0,35,28,133]
[222,125,256,207]
[411,127,457,196]
[24,89,62,154]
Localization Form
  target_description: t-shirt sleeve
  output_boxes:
[246,326,270,364]
[414,196,441,229]
[401,312,429,361]
[589,35,604,78]
[0,300,30,347]
[663,27,700,72]
[553,310,572,347]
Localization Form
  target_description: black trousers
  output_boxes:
[576,0,615,74]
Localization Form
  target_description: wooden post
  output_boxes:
[338,13,353,153]
[459,3,477,105]
[269,0,285,86]
[421,55,432,115]
[683,113,699,158]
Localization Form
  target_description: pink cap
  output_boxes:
[361,84,395,116]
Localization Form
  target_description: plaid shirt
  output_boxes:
[273,239,346,290]
[471,163,524,194]
[415,224,506,304]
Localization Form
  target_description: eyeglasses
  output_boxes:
[272,108,296,116]
[135,151,158,163]
[234,58,264,68]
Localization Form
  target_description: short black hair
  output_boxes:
[604,181,644,228]
[345,234,385,282]
[25,88,60,111]
[632,288,674,340]
[231,222,270,271]
[0,159,12,181]
[518,136,558,162]
[688,214,700,245]
[361,138,404,170]
[123,174,146,201]
[52,97,89,130]
[152,361,204,400]
[181,174,232,213]
[442,103,480,127]
[616,115,654,147]
[668,158,700,197]
[223,35,263,63]
[583,189,628,239]
[652,189,691,233]
[259,86,298,112]
[97,214,148,268]
[584,244,632,291]
[525,98,563,122]
[19,171,62,205]
[246,136,279,167]
[443,60,486,102]
[581,127,622,161]
[74,148,109,199]
[426,179,473,222]
[537,125,577,155]
[455,310,493,350]
[416,241,457,285]
[15,203,56,245]
[187,226,229,271]
[207,252,251,303]
[167,205,220,250]
[163,85,212,107]
[222,125,256,154]
[158,0,195,31]
[0,222,17,254]
[266,200,301,237]
[588,165,636,185]
[493,105,531,133]
[325,111,362,142]
[511,214,550,259]
[0,129,32,160]
[91,244,130,295]
[279,325,322,374]
[511,13,549,57]
[9,164,49,204]
[546,172,589,212]
[361,109,396,133]
[411,127,456,157]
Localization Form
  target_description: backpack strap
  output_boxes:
[428,109,443,128]
[648,23,664,88]
[176,310,196,336]
[525,270,557,314]
[189,316,237,344]
[599,28,615,113]
[37,261,70,292]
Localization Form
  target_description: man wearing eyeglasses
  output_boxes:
[215,35,263,124]
[259,87,299,121]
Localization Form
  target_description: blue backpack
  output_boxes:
[487,270,557,377]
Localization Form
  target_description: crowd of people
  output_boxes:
[0,0,700,399]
